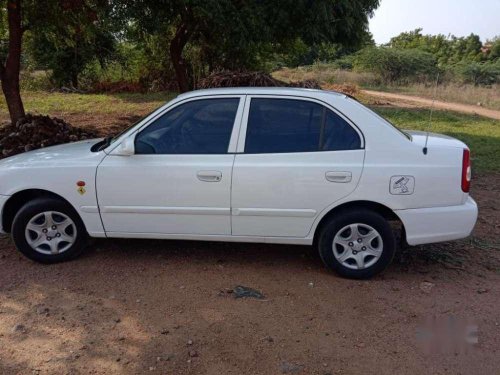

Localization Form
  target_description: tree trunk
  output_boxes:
[170,21,193,93]
[0,0,25,124]
[71,71,79,89]
[1,77,25,123]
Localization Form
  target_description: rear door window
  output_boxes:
[245,98,361,153]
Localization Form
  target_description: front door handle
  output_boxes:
[325,171,352,183]
[197,170,222,182]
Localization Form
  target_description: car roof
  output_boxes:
[176,87,347,100]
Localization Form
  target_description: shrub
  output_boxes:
[353,47,439,83]
[19,70,54,91]
[330,55,355,70]
[453,61,500,85]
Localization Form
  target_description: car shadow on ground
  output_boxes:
[1,233,494,278]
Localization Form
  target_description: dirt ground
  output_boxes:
[0,173,499,375]
[363,90,500,120]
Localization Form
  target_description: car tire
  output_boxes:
[12,197,88,263]
[317,208,396,279]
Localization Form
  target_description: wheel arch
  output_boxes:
[312,200,405,246]
[2,189,80,234]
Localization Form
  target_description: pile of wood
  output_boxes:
[287,79,322,89]
[196,70,321,90]
[90,80,145,94]
[322,83,359,97]
[0,115,98,159]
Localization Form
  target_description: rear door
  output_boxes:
[231,96,365,238]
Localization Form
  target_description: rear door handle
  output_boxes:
[197,170,222,182]
[325,171,352,183]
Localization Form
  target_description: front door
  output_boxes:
[231,96,365,238]
[97,96,244,236]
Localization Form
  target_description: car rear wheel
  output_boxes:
[317,209,396,279]
[12,198,87,263]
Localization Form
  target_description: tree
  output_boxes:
[0,0,25,123]
[488,37,500,60]
[354,47,438,83]
[0,0,115,123]
[30,17,116,88]
[122,0,380,92]
[449,34,482,63]
[388,29,486,66]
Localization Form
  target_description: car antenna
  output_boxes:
[423,72,440,155]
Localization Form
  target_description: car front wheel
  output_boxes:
[317,209,396,279]
[12,198,87,263]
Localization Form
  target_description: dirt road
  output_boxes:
[1,175,499,375]
[363,90,500,120]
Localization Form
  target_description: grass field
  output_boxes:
[0,91,175,116]
[0,90,498,173]
[0,91,177,131]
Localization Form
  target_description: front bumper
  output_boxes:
[395,197,478,246]
[0,195,9,234]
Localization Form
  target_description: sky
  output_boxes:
[369,0,500,45]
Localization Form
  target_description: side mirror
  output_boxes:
[111,136,135,156]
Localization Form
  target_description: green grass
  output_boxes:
[372,107,500,173]
[0,91,176,119]
[30,91,175,113]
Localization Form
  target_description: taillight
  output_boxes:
[461,149,471,193]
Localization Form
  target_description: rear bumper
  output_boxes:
[0,195,8,234]
[395,197,478,246]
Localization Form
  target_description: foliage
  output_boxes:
[487,36,500,60]
[388,28,485,65]
[353,47,439,83]
[330,54,356,70]
[0,0,124,122]
[25,1,118,88]
[117,0,380,90]
[453,60,500,85]
[19,69,52,90]
[320,29,500,87]
[3,1,498,97]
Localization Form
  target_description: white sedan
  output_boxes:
[0,88,478,279]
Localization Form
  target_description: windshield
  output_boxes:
[109,116,147,144]
[92,106,166,152]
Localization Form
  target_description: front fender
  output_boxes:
[0,155,106,236]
